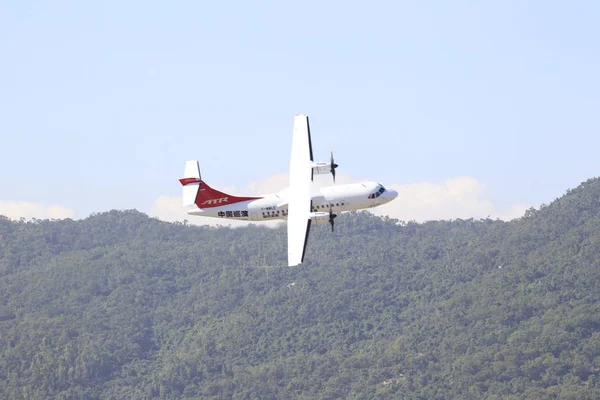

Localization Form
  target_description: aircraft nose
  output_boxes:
[386,189,398,201]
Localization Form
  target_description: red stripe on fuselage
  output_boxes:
[194,180,261,209]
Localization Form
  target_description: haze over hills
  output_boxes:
[1,179,600,399]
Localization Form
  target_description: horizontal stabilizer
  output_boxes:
[181,161,201,207]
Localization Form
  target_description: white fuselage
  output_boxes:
[188,181,398,222]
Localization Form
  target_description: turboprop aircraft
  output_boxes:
[180,114,398,266]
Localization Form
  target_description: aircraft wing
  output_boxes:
[287,114,314,266]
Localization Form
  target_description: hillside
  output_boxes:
[1,178,600,399]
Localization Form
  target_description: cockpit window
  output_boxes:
[368,185,386,199]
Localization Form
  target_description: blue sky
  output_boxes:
[1,1,599,222]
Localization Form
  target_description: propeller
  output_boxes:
[330,151,339,182]
[329,204,337,232]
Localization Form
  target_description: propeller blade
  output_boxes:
[329,204,337,232]
[330,151,338,183]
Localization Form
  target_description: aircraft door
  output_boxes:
[250,212,259,221]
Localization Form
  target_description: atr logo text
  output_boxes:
[202,197,229,205]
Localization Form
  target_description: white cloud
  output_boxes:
[151,195,191,223]
[152,174,529,227]
[492,201,529,221]
[372,176,528,222]
[244,173,289,196]
[0,201,75,220]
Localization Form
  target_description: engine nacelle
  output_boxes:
[311,161,332,175]
[309,212,331,224]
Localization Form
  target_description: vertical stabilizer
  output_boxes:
[179,161,262,209]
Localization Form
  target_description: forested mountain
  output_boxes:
[1,179,600,399]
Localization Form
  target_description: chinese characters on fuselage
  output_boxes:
[217,211,249,218]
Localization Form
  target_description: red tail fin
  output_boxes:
[179,179,261,209]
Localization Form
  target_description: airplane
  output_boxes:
[180,114,398,266]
